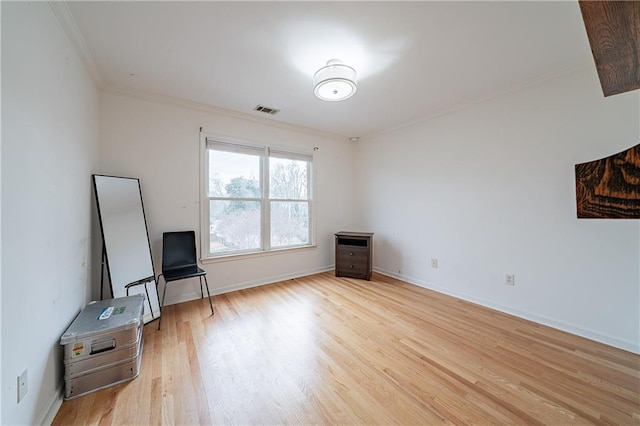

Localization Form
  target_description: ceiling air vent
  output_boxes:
[254,105,280,115]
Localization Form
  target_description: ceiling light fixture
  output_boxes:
[313,59,357,101]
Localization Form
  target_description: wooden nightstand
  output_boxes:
[335,232,374,280]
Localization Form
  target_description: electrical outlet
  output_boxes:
[431,258,438,269]
[505,274,515,286]
[17,369,28,403]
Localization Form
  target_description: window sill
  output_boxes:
[200,244,317,264]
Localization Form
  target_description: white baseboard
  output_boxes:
[374,267,639,355]
[40,387,63,426]
[142,310,161,325]
[163,266,335,307]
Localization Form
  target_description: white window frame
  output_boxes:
[199,132,315,261]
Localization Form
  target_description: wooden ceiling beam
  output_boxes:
[579,0,640,97]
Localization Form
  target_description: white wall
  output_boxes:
[99,92,357,304]
[1,5,636,426]
[356,67,640,353]
[0,3,4,421]
[1,2,99,424]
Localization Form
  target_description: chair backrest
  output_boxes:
[162,231,198,271]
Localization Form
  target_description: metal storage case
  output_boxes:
[60,295,144,400]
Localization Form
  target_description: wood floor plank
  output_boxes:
[53,272,640,425]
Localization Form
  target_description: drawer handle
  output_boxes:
[349,265,354,268]
[349,252,353,256]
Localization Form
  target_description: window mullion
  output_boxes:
[200,138,209,257]
[262,148,270,251]
[307,160,312,245]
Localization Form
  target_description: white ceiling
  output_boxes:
[68,1,594,138]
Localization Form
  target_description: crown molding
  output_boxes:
[44,0,344,141]
[362,61,594,140]
[49,1,104,88]
[102,84,346,140]
[46,0,593,143]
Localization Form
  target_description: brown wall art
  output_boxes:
[575,143,640,219]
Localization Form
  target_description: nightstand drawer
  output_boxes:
[336,246,368,262]
[337,262,368,278]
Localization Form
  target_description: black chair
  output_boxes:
[156,231,213,329]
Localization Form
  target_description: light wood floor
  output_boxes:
[53,272,640,425]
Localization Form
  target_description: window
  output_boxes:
[202,137,313,258]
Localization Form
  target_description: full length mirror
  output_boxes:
[93,175,161,323]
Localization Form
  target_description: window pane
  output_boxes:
[209,200,261,254]
[270,201,309,248]
[209,150,261,198]
[269,157,308,199]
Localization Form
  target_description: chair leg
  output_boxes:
[201,275,214,316]
[143,282,155,320]
[158,275,168,330]
[155,275,163,313]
